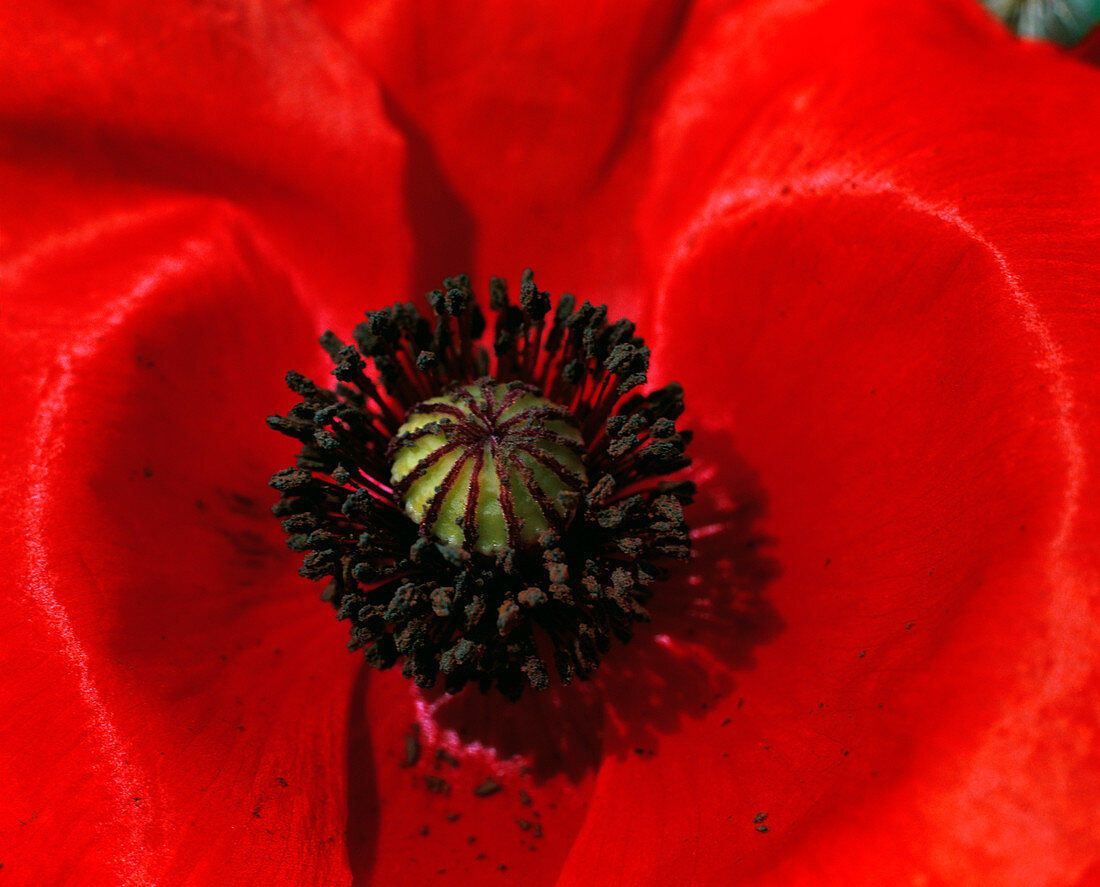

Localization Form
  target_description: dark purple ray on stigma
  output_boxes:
[491,435,523,552]
[420,449,476,539]
[461,445,486,552]
[514,441,588,489]
[493,402,574,435]
[510,451,567,533]
[408,402,466,421]
[477,377,497,418]
[391,438,465,499]
[491,383,530,420]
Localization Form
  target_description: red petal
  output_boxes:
[313,0,692,314]
[0,200,370,883]
[0,0,411,322]
[576,195,1100,885]
[6,0,1100,884]
[0,4,413,879]
[551,1,1100,882]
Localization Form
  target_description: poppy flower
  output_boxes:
[2,0,1100,884]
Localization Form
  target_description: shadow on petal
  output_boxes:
[345,663,381,879]
[411,426,783,783]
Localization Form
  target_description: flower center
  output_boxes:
[390,380,588,555]
[269,271,694,698]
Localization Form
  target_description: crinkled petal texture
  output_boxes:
[2,1,1100,886]
[0,2,409,883]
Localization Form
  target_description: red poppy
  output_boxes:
[3,1,1100,884]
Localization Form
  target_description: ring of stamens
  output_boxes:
[268,270,694,698]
